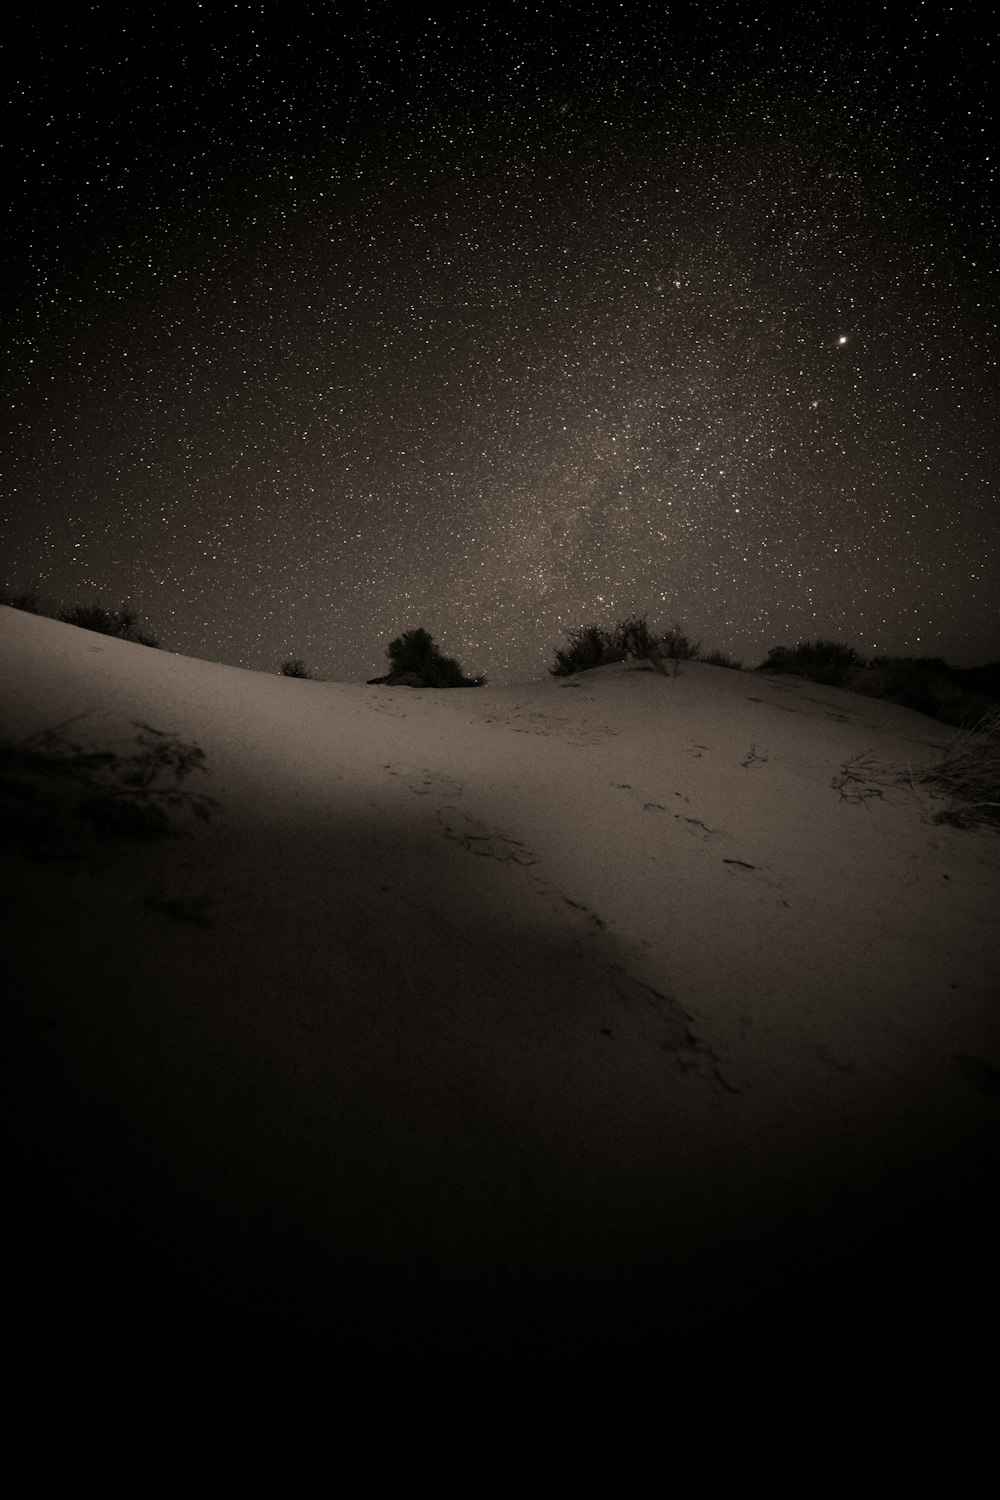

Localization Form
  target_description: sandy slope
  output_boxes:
[3,605,998,1403]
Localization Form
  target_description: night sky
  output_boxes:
[2,2,997,683]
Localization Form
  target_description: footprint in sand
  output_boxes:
[436,805,538,865]
[382,763,465,799]
[481,708,616,747]
[556,892,720,1071]
[672,812,771,881]
[381,763,538,865]
[676,813,726,841]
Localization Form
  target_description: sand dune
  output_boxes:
[3,605,997,1404]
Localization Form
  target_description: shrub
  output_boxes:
[279,658,312,679]
[550,616,700,678]
[550,624,618,677]
[931,684,996,729]
[917,707,1000,827]
[868,658,947,717]
[956,661,1000,701]
[659,624,701,675]
[611,615,660,662]
[700,649,743,671]
[0,588,43,614]
[756,639,864,687]
[370,627,483,688]
[860,656,994,727]
[58,603,160,649]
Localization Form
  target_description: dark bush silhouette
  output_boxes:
[860,656,994,727]
[0,588,43,614]
[612,615,660,662]
[57,603,160,649]
[279,658,312,679]
[756,639,863,687]
[368,627,483,688]
[955,661,1000,701]
[550,616,699,678]
[868,658,950,718]
[658,624,701,675]
[752,642,995,726]
[550,624,616,677]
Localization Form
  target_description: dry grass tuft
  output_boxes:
[917,707,1000,828]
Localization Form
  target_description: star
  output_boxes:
[0,8,993,681]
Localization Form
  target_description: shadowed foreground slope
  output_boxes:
[3,607,998,1405]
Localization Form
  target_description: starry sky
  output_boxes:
[2,2,997,682]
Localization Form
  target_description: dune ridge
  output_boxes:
[3,604,997,1404]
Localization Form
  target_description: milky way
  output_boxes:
[2,4,996,681]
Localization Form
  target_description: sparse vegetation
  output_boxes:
[0,587,42,614]
[658,625,701,676]
[550,615,699,678]
[916,708,1000,828]
[756,639,864,687]
[831,751,897,806]
[0,714,218,858]
[700,649,743,671]
[57,604,161,649]
[4,586,996,736]
[279,658,313,679]
[550,624,616,677]
[368,627,484,688]
[856,656,994,728]
[2,591,166,650]
[612,615,661,663]
[751,639,997,727]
